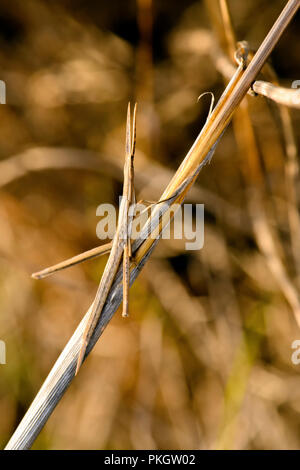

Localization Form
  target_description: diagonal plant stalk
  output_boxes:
[4,0,299,450]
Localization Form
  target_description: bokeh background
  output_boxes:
[0,0,300,450]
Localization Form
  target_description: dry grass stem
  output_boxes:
[252,80,300,109]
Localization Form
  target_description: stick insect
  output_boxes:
[32,98,222,375]
[33,103,137,375]
[72,102,137,374]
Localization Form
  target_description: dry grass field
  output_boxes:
[0,0,300,450]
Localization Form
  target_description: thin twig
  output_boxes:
[252,80,300,109]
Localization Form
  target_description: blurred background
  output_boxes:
[0,0,300,450]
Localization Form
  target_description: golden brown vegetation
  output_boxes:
[0,0,300,450]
